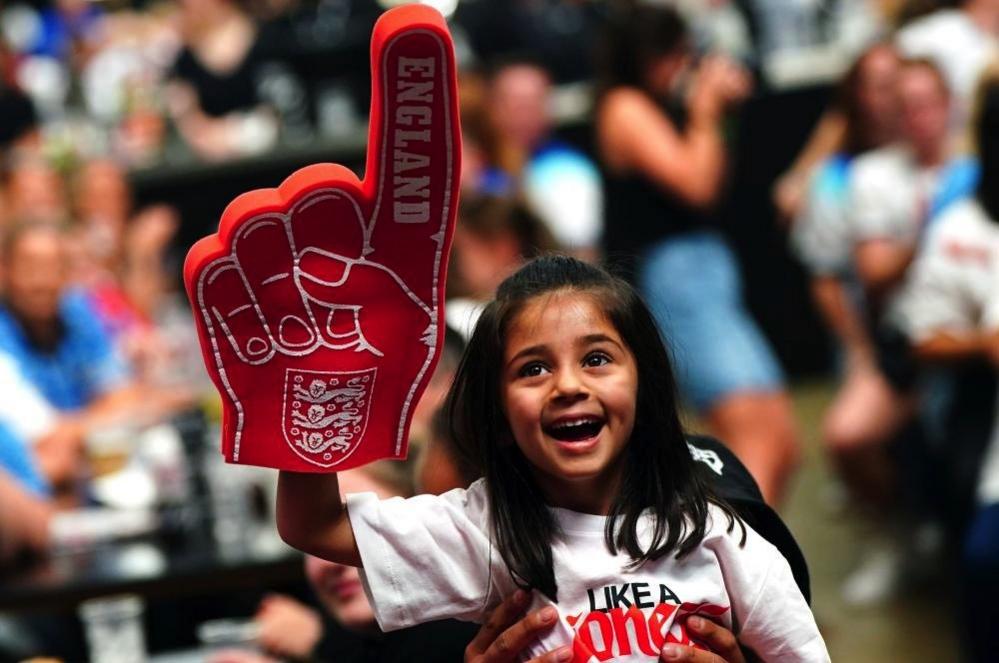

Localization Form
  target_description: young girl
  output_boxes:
[277,255,828,662]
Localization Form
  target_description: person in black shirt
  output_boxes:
[166,0,277,161]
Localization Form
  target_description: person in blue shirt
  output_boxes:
[0,222,132,411]
[0,221,137,492]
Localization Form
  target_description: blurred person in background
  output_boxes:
[829,56,979,604]
[68,157,201,393]
[71,158,179,326]
[166,0,277,161]
[595,3,799,505]
[0,44,40,155]
[791,43,900,395]
[2,152,70,227]
[0,221,133,413]
[774,0,998,219]
[445,196,557,339]
[0,221,187,496]
[895,0,999,130]
[891,67,999,661]
[27,0,105,68]
[486,57,604,260]
[457,69,515,197]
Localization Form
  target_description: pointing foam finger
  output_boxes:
[363,4,460,308]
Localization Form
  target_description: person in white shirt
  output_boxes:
[893,69,999,662]
[826,58,975,511]
[772,0,998,220]
[276,256,828,662]
[791,45,901,516]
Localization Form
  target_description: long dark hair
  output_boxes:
[596,2,688,98]
[445,255,742,600]
[835,43,898,156]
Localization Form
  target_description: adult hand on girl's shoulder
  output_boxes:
[660,616,748,663]
[464,590,569,663]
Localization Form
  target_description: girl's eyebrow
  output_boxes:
[506,334,625,367]
[579,333,624,351]
[508,343,547,366]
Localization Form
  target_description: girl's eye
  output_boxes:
[518,362,548,378]
[584,352,611,368]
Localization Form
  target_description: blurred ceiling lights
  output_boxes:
[375,0,460,19]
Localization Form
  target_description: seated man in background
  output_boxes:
[0,221,139,493]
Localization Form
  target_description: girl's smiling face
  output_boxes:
[501,291,638,514]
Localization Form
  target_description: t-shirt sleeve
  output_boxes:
[792,161,852,275]
[737,550,829,662]
[895,223,975,342]
[346,482,499,631]
[849,161,900,242]
[713,516,829,662]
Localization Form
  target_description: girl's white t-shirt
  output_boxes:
[346,480,829,662]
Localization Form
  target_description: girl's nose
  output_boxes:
[552,367,587,399]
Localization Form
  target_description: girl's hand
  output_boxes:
[464,590,569,663]
[660,616,748,662]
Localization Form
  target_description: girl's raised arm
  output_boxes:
[276,471,361,567]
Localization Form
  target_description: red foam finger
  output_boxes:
[364,4,461,310]
[183,5,461,472]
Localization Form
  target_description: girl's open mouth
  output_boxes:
[544,416,605,442]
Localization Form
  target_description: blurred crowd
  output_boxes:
[1,0,999,661]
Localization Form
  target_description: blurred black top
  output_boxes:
[0,86,37,148]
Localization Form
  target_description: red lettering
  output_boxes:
[577,610,615,662]
[611,606,658,657]
[648,603,677,649]
[570,601,730,661]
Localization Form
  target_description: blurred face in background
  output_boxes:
[897,62,951,159]
[488,64,552,152]
[2,226,68,332]
[304,469,400,632]
[855,45,900,141]
[6,160,68,225]
[74,159,131,270]
[451,224,521,299]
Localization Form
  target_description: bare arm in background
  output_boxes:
[774,110,848,222]
[597,56,751,209]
